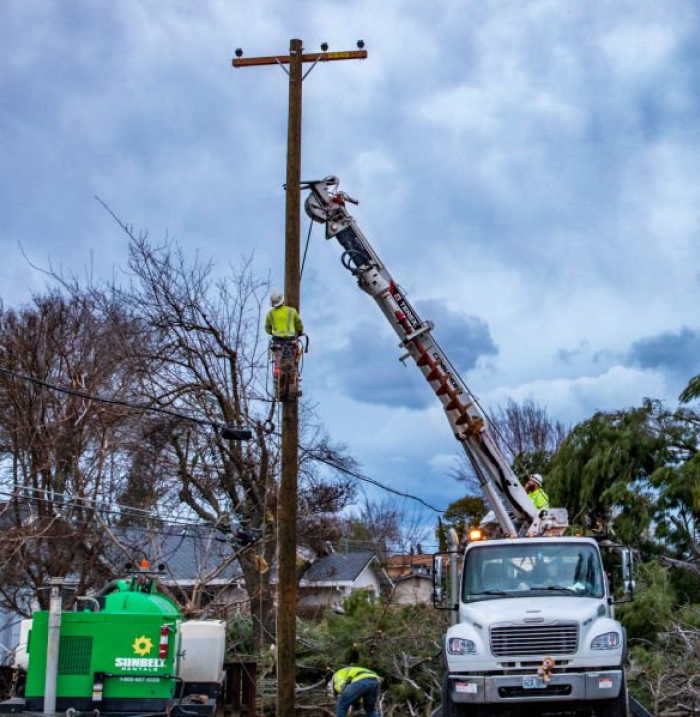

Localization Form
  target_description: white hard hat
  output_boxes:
[270,292,284,308]
[529,474,543,487]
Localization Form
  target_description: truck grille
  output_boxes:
[490,624,578,656]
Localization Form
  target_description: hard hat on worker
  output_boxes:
[270,292,284,308]
[529,474,543,487]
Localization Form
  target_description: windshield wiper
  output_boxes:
[479,589,515,598]
[532,585,577,594]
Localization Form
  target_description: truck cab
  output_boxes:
[441,536,630,717]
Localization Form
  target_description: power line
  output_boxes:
[0,483,201,523]
[298,446,445,513]
[0,487,216,532]
[0,366,222,429]
[0,365,447,513]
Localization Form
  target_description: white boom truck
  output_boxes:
[304,177,635,717]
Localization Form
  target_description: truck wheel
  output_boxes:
[597,674,629,717]
[442,675,468,717]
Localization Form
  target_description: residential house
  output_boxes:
[118,525,247,617]
[298,551,392,615]
[386,553,440,605]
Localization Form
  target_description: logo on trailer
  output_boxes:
[132,636,153,656]
[114,635,166,672]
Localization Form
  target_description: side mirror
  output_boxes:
[433,556,444,604]
[601,544,635,604]
[620,547,635,597]
[432,553,459,611]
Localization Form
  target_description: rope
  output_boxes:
[300,217,314,281]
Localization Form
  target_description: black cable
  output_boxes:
[0,366,445,513]
[298,446,445,514]
[300,216,314,281]
[0,366,226,430]
[0,484,200,525]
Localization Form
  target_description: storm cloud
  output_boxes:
[627,326,700,379]
[326,302,497,409]
[3,0,700,511]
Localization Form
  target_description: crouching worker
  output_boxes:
[332,665,382,717]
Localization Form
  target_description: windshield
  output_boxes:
[462,542,605,602]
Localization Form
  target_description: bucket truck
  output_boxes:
[304,177,634,717]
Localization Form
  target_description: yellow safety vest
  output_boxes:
[332,666,380,694]
[530,488,550,510]
[265,306,303,338]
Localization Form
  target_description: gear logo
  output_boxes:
[132,636,153,656]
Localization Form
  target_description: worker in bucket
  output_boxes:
[331,665,382,717]
[264,292,303,339]
[525,474,550,510]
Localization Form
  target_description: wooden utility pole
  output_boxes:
[232,39,367,717]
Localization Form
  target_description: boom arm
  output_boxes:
[304,176,567,538]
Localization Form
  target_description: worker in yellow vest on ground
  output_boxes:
[526,474,550,510]
[331,665,381,717]
[264,292,303,338]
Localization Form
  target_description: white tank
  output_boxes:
[177,620,226,683]
[13,619,32,670]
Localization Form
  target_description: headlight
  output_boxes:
[591,632,621,650]
[447,637,477,655]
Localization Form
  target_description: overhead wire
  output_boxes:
[0,367,222,429]
[0,483,212,528]
[297,445,444,513]
[0,489,218,536]
[0,365,445,513]
[299,214,315,281]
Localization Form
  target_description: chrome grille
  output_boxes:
[490,624,578,656]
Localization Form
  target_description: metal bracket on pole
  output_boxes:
[274,57,290,77]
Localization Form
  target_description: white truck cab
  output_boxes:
[440,536,632,717]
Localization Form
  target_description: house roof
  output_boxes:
[386,554,434,568]
[301,551,376,584]
[116,526,243,584]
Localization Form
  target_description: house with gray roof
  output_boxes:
[298,550,392,613]
[101,525,248,617]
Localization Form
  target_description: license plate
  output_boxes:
[522,676,547,689]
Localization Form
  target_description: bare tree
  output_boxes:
[0,291,145,613]
[490,395,569,457]
[341,497,430,563]
[109,230,355,644]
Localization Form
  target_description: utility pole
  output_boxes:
[232,39,367,717]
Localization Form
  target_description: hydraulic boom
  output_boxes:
[304,176,567,538]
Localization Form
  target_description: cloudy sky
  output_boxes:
[2,1,700,521]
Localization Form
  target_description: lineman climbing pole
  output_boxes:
[232,40,367,717]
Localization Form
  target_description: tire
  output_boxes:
[442,674,468,717]
[596,674,629,717]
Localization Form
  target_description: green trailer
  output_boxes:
[1,573,225,717]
